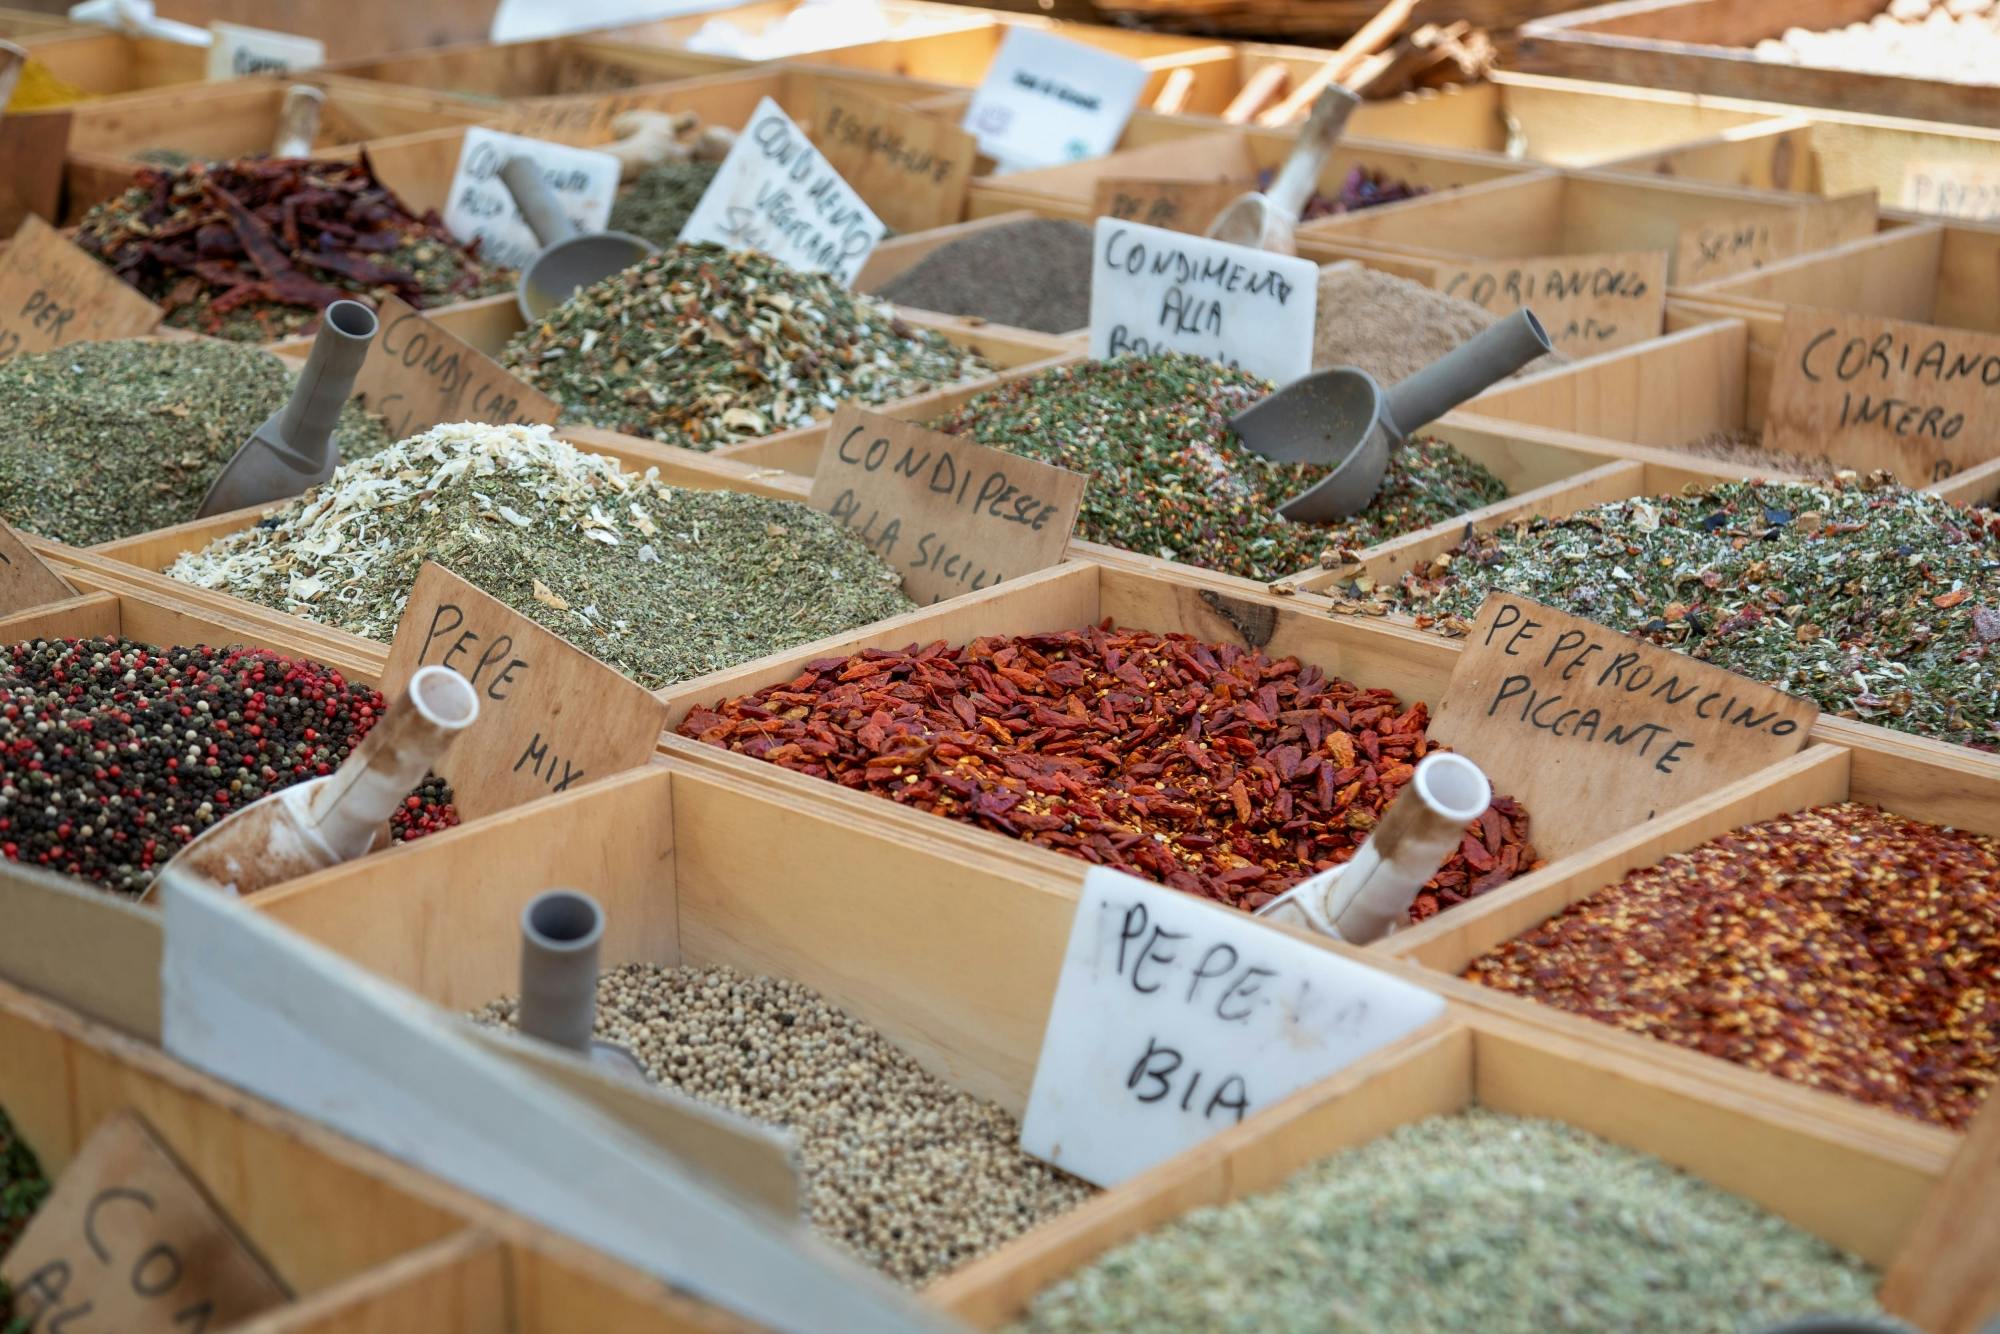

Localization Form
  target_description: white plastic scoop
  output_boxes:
[1204,84,1360,255]
[501,154,657,323]
[270,83,324,158]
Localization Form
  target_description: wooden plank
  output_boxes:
[226,1231,509,1334]
[1882,1094,2000,1333]
[1598,118,1819,193]
[1689,223,1945,324]
[0,858,161,1041]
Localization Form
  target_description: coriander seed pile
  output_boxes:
[475,963,1093,1285]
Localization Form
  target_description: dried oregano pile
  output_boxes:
[1342,479,2000,749]
[503,244,992,449]
[0,339,393,545]
[608,161,721,249]
[927,355,1509,582]
[475,963,1091,1285]
[165,424,913,688]
[1012,1110,1880,1333]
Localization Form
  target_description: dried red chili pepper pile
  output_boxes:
[678,625,1538,915]
[1465,801,2000,1130]
[75,156,511,341]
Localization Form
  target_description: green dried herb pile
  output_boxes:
[0,339,392,545]
[1343,479,2000,750]
[607,161,721,249]
[503,244,992,449]
[1011,1110,1880,1333]
[0,1104,49,1328]
[163,423,914,689]
[926,355,1509,582]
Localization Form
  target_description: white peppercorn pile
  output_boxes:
[474,963,1093,1284]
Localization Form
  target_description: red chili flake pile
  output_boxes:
[678,625,1538,915]
[1465,801,2000,1130]
[0,638,458,898]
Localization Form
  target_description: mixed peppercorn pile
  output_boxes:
[678,624,1538,916]
[0,638,457,897]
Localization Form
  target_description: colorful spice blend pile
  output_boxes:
[1260,164,1430,219]
[1345,479,2000,750]
[0,339,393,545]
[874,219,1094,334]
[606,160,721,249]
[75,157,512,341]
[679,625,1538,916]
[1010,1110,1881,1333]
[502,244,992,449]
[0,638,456,898]
[475,963,1092,1285]
[166,424,914,689]
[1467,802,2000,1129]
[926,355,1509,581]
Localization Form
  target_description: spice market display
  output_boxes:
[1,4,1998,1329]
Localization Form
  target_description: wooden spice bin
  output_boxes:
[318,34,746,104]
[10,28,207,102]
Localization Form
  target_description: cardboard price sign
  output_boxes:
[353,295,559,438]
[380,563,670,820]
[0,519,77,615]
[1020,867,1445,1187]
[807,404,1084,605]
[811,84,976,236]
[0,216,160,360]
[1,1113,289,1332]
[1091,176,1244,237]
[1431,593,1815,860]
[1435,250,1667,354]
[1762,306,2000,485]
[1902,160,2000,221]
[1673,193,1875,284]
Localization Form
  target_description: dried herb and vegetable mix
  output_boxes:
[680,625,1538,917]
[166,424,914,689]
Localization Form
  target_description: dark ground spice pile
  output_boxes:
[1343,479,2000,750]
[678,625,1539,916]
[926,355,1509,581]
[503,244,992,449]
[607,160,721,249]
[0,339,393,545]
[75,157,512,341]
[1466,802,2000,1129]
[874,218,1093,334]
[0,638,457,898]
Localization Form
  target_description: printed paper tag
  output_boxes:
[1902,160,2000,221]
[1092,176,1245,236]
[680,97,886,287]
[1431,592,1816,859]
[353,295,560,439]
[1763,306,2000,485]
[807,404,1085,605]
[0,215,160,360]
[0,518,77,615]
[1433,250,1667,354]
[1088,217,1317,385]
[1021,867,1446,1187]
[961,27,1149,171]
[0,1113,290,1333]
[812,84,976,236]
[442,127,620,273]
[206,22,325,79]
[380,563,670,821]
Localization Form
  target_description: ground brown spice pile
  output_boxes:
[1312,265,1564,385]
[1465,801,2000,1129]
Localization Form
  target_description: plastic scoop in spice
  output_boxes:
[1206,85,1359,255]
[1235,307,1552,522]
[503,154,658,322]
[515,888,646,1080]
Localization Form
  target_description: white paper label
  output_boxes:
[961,27,1148,171]
[442,127,621,273]
[205,21,325,79]
[1901,160,2000,221]
[678,97,885,287]
[1088,217,1318,385]
[1020,867,1447,1187]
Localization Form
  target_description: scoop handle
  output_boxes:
[277,299,375,466]
[1265,85,1359,223]
[1382,308,1552,437]
[271,84,324,158]
[501,155,579,246]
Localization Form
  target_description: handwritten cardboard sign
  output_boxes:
[961,27,1149,172]
[1431,593,1816,859]
[1088,217,1317,385]
[205,21,324,79]
[1434,249,1667,354]
[1762,306,2000,485]
[442,127,620,272]
[680,97,885,287]
[0,519,77,615]
[0,215,160,360]
[806,405,1084,605]
[811,84,976,236]
[379,563,670,821]
[1902,160,2000,222]
[353,295,559,439]
[1,1113,289,1332]
[1020,867,1446,1187]
[1674,193,1876,285]
[1091,176,1245,236]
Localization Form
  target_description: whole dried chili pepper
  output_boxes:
[679,624,1539,915]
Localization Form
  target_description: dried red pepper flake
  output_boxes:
[679,624,1540,915]
[1465,801,2000,1130]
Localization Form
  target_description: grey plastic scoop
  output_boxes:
[518,888,645,1080]
[501,154,656,322]
[1205,84,1360,255]
[196,298,375,517]
[1232,307,1553,523]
